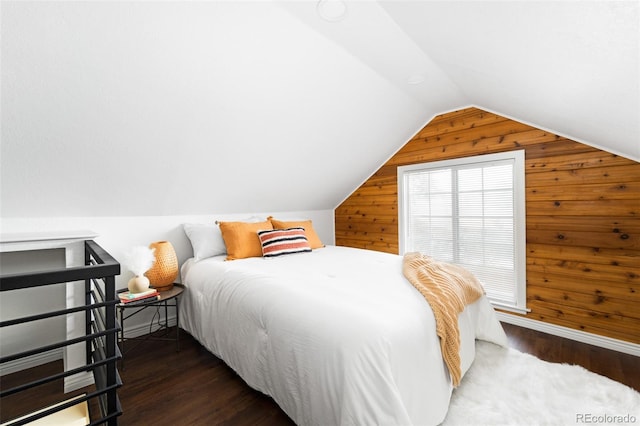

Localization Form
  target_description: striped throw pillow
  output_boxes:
[257,227,312,258]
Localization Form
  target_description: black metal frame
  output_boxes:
[0,240,122,425]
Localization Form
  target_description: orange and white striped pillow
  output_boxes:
[257,227,311,258]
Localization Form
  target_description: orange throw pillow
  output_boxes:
[268,217,324,249]
[218,220,273,260]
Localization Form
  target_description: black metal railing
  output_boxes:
[0,240,122,425]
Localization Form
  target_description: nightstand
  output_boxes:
[117,284,184,368]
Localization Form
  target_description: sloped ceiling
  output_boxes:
[379,0,639,159]
[1,1,638,218]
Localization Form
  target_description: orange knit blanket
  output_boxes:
[402,252,485,387]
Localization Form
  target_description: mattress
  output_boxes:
[180,245,507,425]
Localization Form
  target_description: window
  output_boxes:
[398,150,527,313]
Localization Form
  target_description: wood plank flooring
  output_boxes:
[1,324,638,425]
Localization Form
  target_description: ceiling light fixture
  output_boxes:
[316,0,348,23]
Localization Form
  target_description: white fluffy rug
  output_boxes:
[442,341,640,426]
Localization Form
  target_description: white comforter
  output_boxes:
[180,246,507,426]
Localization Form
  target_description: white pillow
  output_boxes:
[183,223,226,261]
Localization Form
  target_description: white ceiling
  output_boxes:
[379,0,639,159]
[1,1,638,218]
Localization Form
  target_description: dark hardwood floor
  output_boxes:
[501,323,639,391]
[1,324,638,425]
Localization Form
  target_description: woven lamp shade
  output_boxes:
[145,241,178,292]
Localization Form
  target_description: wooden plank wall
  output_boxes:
[335,107,640,344]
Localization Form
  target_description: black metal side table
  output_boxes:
[117,283,184,368]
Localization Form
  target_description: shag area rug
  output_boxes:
[442,341,640,426]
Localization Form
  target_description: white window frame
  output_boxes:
[398,150,528,314]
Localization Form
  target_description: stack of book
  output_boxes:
[118,289,161,305]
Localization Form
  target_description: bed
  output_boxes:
[180,241,507,426]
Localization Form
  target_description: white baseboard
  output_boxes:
[0,349,94,393]
[0,348,63,376]
[64,371,94,393]
[1,315,178,377]
[122,314,178,339]
[497,312,640,357]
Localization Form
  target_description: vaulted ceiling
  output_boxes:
[1,1,638,218]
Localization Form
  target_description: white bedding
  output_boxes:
[180,245,507,426]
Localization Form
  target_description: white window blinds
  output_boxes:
[398,150,527,313]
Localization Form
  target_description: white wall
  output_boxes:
[0,209,334,373]
[1,1,430,218]
[0,249,67,367]
[1,210,335,286]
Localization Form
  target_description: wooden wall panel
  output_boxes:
[334,107,640,344]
